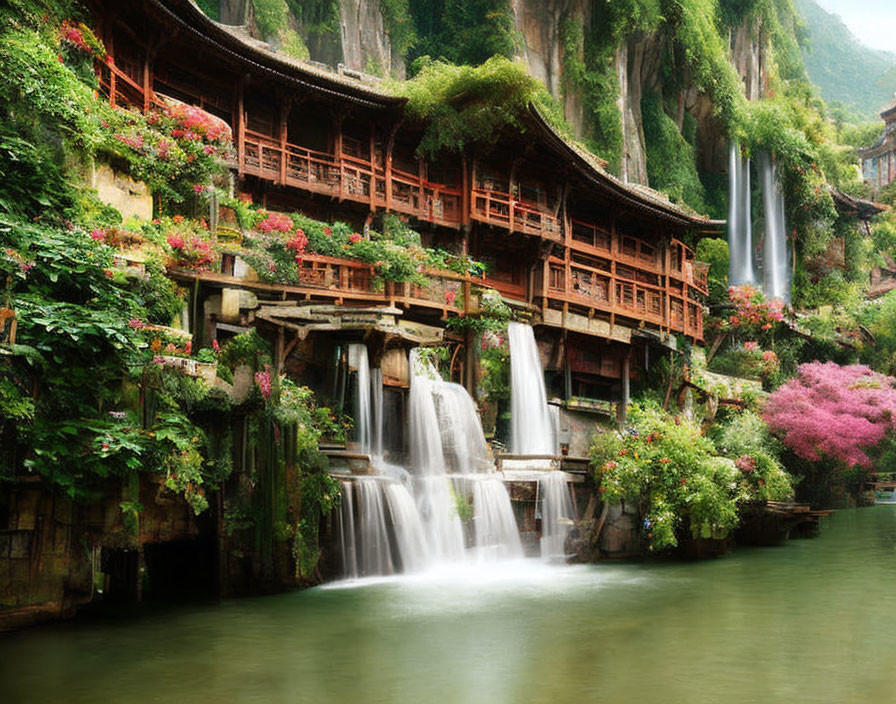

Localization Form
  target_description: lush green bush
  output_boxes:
[590,403,740,550]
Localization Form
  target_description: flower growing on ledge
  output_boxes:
[257,213,294,234]
[254,366,272,399]
[349,232,362,244]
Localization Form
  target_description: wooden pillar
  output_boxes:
[369,123,377,210]
[235,78,245,177]
[508,161,518,234]
[142,46,153,113]
[334,112,345,202]
[279,99,290,185]
[385,124,398,211]
[619,349,631,424]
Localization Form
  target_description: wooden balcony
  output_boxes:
[178,254,469,318]
[540,255,704,341]
[471,188,562,241]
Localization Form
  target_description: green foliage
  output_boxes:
[590,402,741,551]
[712,410,794,501]
[252,0,289,39]
[394,56,545,156]
[379,0,416,57]
[279,28,310,61]
[133,261,186,325]
[406,0,515,68]
[794,0,896,118]
[695,237,729,303]
[641,94,707,211]
[194,0,220,20]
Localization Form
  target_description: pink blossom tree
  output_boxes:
[763,362,896,468]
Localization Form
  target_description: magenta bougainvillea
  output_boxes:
[763,362,896,467]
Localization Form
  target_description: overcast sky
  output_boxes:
[814,0,896,54]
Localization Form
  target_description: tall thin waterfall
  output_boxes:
[728,142,756,286]
[540,472,575,559]
[759,152,790,303]
[348,344,372,452]
[408,351,467,561]
[356,478,393,576]
[338,481,358,579]
[508,322,556,455]
[371,368,383,458]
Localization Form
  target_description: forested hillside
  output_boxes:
[794,0,896,118]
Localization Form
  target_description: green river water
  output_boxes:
[2,505,896,704]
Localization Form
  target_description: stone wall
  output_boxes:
[0,475,204,631]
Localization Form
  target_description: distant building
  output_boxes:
[860,96,896,192]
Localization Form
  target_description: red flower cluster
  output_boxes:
[349,232,362,244]
[286,230,308,262]
[59,21,96,55]
[727,285,785,330]
[735,455,756,473]
[257,213,294,234]
[114,133,144,150]
[445,290,456,304]
[165,102,231,144]
[168,234,214,268]
[90,229,106,241]
[254,366,272,399]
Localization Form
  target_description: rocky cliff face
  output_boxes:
[338,0,405,78]
[509,0,589,136]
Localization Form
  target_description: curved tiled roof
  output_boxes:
[149,0,405,110]
[128,1,724,231]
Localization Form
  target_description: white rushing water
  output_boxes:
[348,344,372,453]
[508,322,556,456]
[539,472,575,560]
[759,152,790,303]
[728,142,756,287]
[337,345,522,579]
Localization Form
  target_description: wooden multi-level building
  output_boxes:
[89,0,721,438]
[860,97,896,193]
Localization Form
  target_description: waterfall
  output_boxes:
[728,142,756,286]
[371,368,383,459]
[338,481,358,579]
[348,343,372,452]
[336,346,525,578]
[759,152,790,303]
[382,482,429,572]
[508,322,556,456]
[471,477,523,560]
[540,472,575,560]
[432,382,493,474]
[356,478,394,576]
[407,350,467,560]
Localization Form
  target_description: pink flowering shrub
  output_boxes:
[763,362,896,467]
[167,233,216,269]
[257,213,294,234]
[165,102,231,145]
[726,285,785,331]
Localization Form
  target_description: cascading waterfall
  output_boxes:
[539,472,575,559]
[337,346,522,579]
[507,322,576,559]
[408,351,468,561]
[356,478,393,576]
[471,477,524,560]
[338,481,358,579]
[508,322,556,456]
[371,367,383,459]
[758,152,790,303]
[728,142,756,286]
[348,344,372,452]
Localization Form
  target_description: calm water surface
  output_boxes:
[3,506,896,704]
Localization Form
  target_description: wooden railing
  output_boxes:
[542,255,704,340]
[470,188,562,240]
